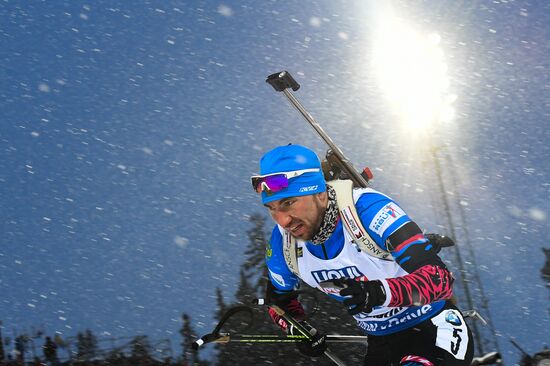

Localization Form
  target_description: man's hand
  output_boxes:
[288,321,327,357]
[425,233,455,253]
[338,278,386,315]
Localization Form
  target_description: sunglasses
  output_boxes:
[251,168,320,193]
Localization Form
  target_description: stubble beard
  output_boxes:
[299,195,327,241]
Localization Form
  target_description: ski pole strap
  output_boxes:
[193,332,223,349]
[211,305,253,335]
[193,305,254,349]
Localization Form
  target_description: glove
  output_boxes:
[267,299,305,332]
[288,321,327,357]
[425,233,455,253]
[266,282,305,332]
[338,278,386,315]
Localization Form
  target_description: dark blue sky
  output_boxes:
[1,1,548,364]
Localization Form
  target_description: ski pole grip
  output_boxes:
[266,71,300,92]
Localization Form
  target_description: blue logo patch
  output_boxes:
[445,310,462,326]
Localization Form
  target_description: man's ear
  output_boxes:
[317,191,328,203]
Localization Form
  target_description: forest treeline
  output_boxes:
[2,215,549,366]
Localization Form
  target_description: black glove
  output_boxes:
[288,321,327,357]
[338,278,386,315]
[425,233,455,253]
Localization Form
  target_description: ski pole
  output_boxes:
[462,309,488,326]
[193,333,307,348]
[193,304,368,351]
[266,70,370,188]
[198,333,368,345]
[470,351,502,366]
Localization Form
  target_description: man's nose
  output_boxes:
[273,210,292,228]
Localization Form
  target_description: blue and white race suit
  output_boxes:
[265,187,446,336]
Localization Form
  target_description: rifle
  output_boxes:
[266,71,373,188]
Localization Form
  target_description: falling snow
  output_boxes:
[0,2,548,365]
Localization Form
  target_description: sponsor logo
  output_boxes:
[386,205,397,218]
[269,270,286,287]
[311,266,365,285]
[341,207,363,239]
[445,310,462,326]
[356,304,433,333]
[282,232,298,273]
[358,238,388,256]
[312,337,324,348]
[299,185,318,192]
[369,203,405,235]
[445,310,464,355]
[369,307,405,319]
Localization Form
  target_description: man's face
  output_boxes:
[264,192,328,241]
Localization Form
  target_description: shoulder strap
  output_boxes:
[281,180,393,276]
[327,180,393,261]
[281,229,301,276]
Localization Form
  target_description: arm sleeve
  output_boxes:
[356,192,454,307]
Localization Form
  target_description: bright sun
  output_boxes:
[372,15,456,133]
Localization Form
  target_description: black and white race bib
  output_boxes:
[431,309,469,360]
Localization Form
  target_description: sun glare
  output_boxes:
[372,16,456,133]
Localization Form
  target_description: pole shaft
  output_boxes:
[324,349,347,366]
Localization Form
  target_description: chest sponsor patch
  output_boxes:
[311,266,365,284]
[369,203,405,236]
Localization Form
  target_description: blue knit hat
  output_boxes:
[259,144,326,204]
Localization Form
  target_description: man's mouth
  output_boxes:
[289,223,304,236]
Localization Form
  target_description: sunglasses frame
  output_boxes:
[251,168,320,193]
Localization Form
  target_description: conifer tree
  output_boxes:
[541,248,550,283]
[76,329,98,361]
[215,287,226,318]
[181,313,210,366]
[243,213,270,292]
[130,335,152,364]
[542,248,550,314]
[0,321,5,363]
